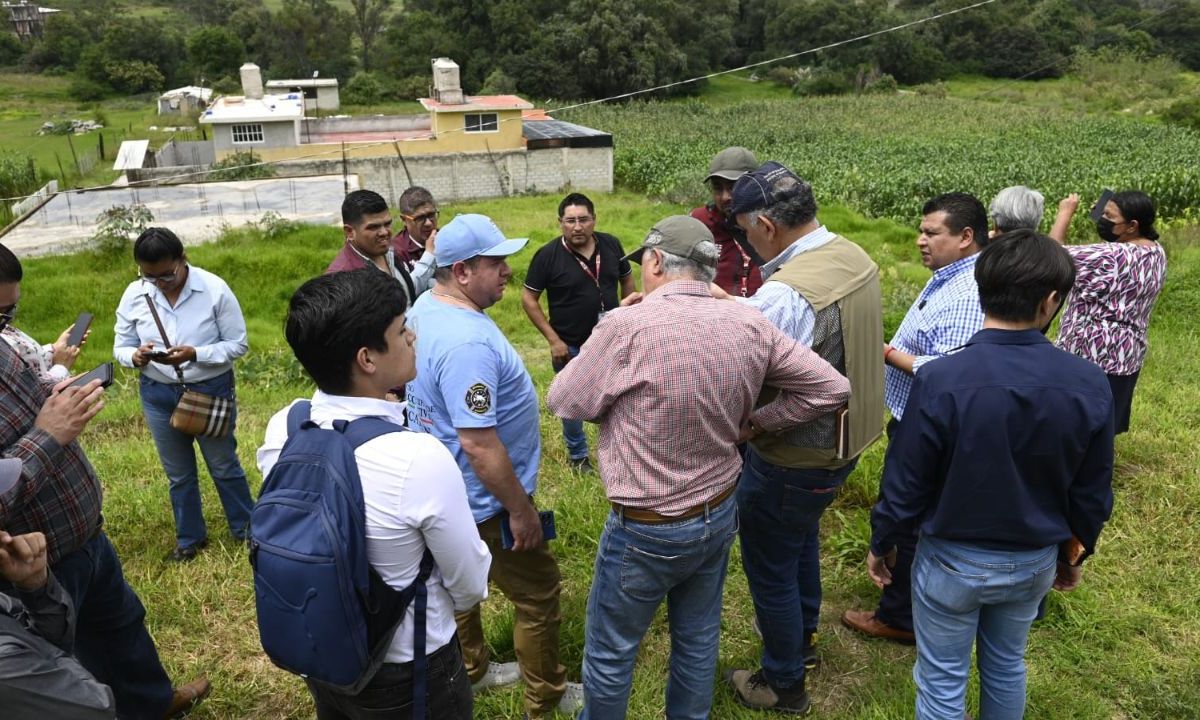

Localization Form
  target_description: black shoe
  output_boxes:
[166,539,208,563]
[802,631,820,672]
[727,668,811,714]
[569,456,593,473]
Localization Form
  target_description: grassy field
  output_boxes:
[9,189,1199,719]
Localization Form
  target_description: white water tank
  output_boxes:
[240,63,264,100]
[431,57,464,105]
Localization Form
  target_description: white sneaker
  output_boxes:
[557,681,584,715]
[472,661,521,694]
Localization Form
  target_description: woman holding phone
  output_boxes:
[113,227,254,562]
[0,243,88,382]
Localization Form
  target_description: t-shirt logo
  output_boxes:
[465,383,492,414]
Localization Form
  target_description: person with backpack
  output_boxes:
[255,268,490,719]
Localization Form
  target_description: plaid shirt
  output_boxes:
[0,341,103,565]
[885,254,984,420]
[547,280,850,515]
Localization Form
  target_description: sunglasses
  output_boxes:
[140,262,183,284]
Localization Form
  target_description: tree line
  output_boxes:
[1,0,1199,102]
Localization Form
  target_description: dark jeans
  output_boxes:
[51,531,174,719]
[306,638,473,720]
[738,448,858,688]
[876,418,916,632]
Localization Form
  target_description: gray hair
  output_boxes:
[750,182,818,230]
[989,185,1045,232]
[656,244,718,284]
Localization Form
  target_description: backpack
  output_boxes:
[250,401,435,712]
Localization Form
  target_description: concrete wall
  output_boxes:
[303,115,430,135]
[213,120,299,154]
[316,86,340,112]
[154,140,215,168]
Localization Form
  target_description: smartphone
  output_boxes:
[1090,189,1114,222]
[68,361,114,389]
[500,510,557,550]
[65,312,93,347]
[147,349,171,361]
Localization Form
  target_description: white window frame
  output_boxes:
[464,113,499,134]
[230,123,265,144]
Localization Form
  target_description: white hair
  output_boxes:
[989,185,1045,232]
[656,243,717,284]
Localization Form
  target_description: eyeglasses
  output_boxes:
[140,262,183,284]
[561,216,594,226]
[403,210,440,225]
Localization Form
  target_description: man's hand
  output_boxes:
[51,327,83,369]
[549,339,571,366]
[709,283,731,301]
[0,531,49,591]
[507,502,544,552]
[866,547,897,589]
[159,345,197,366]
[34,378,105,446]
[1053,561,1082,592]
[737,419,759,444]
[424,228,437,258]
[619,292,643,307]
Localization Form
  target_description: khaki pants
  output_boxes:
[455,513,567,717]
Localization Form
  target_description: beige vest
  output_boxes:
[752,235,886,468]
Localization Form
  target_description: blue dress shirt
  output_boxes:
[738,225,835,345]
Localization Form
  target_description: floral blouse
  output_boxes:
[0,325,69,382]
[1057,242,1167,376]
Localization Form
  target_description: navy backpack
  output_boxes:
[250,401,434,713]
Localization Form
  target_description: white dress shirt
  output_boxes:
[257,392,491,663]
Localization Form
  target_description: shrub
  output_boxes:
[479,68,518,95]
[1162,97,1200,132]
[207,151,276,182]
[765,65,803,89]
[793,67,854,97]
[0,30,24,66]
[210,75,240,96]
[68,76,109,102]
[914,81,948,99]
[92,204,153,255]
[392,74,429,101]
[341,71,384,106]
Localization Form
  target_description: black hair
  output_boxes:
[0,243,22,283]
[762,183,818,228]
[133,227,185,263]
[341,190,389,226]
[1111,190,1159,241]
[285,269,408,395]
[976,230,1076,323]
[923,192,989,248]
[558,192,595,218]
[398,186,435,215]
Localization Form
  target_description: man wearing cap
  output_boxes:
[547,215,850,720]
[692,147,764,298]
[522,192,635,472]
[715,161,885,714]
[327,189,437,307]
[394,186,440,270]
[841,192,989,646]
[405,214,581,719]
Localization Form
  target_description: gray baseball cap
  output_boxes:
[621,215,717,268]
[705,146,759,183]
[0,458,21,495]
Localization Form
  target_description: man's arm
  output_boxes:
[457,427,541,551]
[619,271,636,299]
[520,288,569,365]
[749,326,850,432]
[546,317,628,423]
[1065,408,1116,563]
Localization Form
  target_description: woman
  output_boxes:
[1049,191,1167,434]
[114,227,254,561]
[0,243,86,382]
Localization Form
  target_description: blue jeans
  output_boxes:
[140,371,254,549]
[51,531,175,719]
[551,345,589,460]
[911,536,1058,720]
[580,493,739,720]
[737,448,857,688]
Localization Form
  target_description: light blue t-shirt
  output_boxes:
[405,292,541,522]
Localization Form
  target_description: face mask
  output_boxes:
[1096,217,1120,243]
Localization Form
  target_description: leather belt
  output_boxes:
[612,482,737,525]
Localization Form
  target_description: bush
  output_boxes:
[341,71,384,106]
[392,74,429,101]
[765,66,803,89]
[914,81,948,99]
[92,204,153,255]
[68,76,109,102]
[0,30,24,66]
[1071,48,1182,110]
[1162,97,1200,132]
[210,75,240,96]
[793,67,854,97]
[207,151,276,182]
[479,68,518,95]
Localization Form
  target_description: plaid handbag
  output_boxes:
[142,294,235,438]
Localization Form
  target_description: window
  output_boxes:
[464,113,499,133]
[231,124,264,144]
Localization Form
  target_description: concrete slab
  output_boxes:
[1,174,358,258]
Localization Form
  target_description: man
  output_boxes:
[717,162,884,714]
[0,338,209,718]
[547,215,851,720]
[327,189,437,307]
[868,230,1114,719]
[395,186,439,270]
[1,456,115,719]
[691,146,764,297]
[841,192,989,645]
[256,269,491,719]
[405,214,581,719]
[988,185,1044,236]
[522,193,635,471]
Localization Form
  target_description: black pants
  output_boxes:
[875,418,917,633]
[306,638,473,720]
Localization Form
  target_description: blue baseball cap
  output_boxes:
[729,161,812,217]
[435,214,528,266]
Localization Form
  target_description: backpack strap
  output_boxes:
[340,415,407,450]
[285,401,312,436]
[411,548,435,720]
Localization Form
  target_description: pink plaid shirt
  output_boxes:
[547,280,850,515]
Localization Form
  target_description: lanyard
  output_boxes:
[562,238,605,308]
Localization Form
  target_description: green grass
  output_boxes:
[942,72,1200,118]
[10,191,1200,718]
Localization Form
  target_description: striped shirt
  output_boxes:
[546,280,850,515]
[885,253,984,420]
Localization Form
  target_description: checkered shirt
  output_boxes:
[547,280,850,515]
[885,253,984,420]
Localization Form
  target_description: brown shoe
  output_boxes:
[162,677,211,719]
[840,610,915,645]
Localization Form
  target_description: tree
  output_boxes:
[1146,0,1200,70]
[0,32,24,67]
[28,13,93,70]
[187,26,244,81]
[349,0,392,72]
[274,0,355,80]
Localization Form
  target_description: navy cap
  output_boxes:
[729,161,811,217]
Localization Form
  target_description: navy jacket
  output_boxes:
[870,328,1115,562]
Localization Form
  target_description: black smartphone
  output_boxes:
[500,510,557,550]
[65,312,93,347]
[147,349,171,361]
[1090,189,1114,223]
[68,361,114,389]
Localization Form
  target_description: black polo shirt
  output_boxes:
[524,232,632,347]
